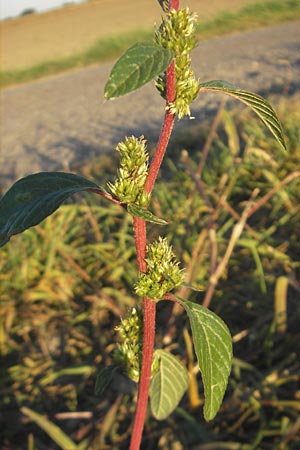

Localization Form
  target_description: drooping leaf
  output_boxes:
[95,365,117,396]
[127,203,168,225]
[0,172,104,247]
[182,282,205,292]
[199,80,287,151]
[176,297,232,421]
[104,42,173,99]
[149,349,189,420]
[21,406,79,450]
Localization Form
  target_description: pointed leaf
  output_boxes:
[95,365,117,396]
[176,297,232,421]
[199,80,286,151]
[21,406,79,450]
[182,282,205,292]
[127,203,168,225]
[104,42,173,99]
[0,172,103,247]
[149,349,188,420]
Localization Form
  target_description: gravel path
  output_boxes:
[1,22,299,190]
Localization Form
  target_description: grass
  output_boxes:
[1,0,300,89]
[0,93,299,449]
[195,0,300,37]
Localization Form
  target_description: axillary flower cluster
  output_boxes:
[155,7,200,118]
[113,238,184,380]
[108,136,150,207]
[114,307,143,382]
[114,306,160,382]
[134,237,184,301]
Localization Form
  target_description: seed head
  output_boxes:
[134,237,185,301]
[108,136,150,206]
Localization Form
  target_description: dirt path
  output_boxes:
[0,21,299,189]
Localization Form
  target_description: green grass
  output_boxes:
[1,0,300,89]
[196,0,300,38]
[1,93,299,449]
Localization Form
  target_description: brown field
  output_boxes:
[0,0,275,71]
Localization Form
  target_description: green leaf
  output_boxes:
[95,365,117,396]
[21,406,79,450]
[199,80,287,151]
[127,203,168,225]
[176,297,232,421]
[149,349,189,420]
[182,282,205,292]
[0,172,103,247]
[104,41,173,99]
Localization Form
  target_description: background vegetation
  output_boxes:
[1,92,299,449]
[1,0,300,89]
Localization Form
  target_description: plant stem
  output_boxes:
[129,111,175,450]
[129,297,156,450]
[144,111,175,193]
[133,216,147,272]
[130,110,176,448]
[129,2,179,448]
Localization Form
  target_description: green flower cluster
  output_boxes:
[134,237,184,301]
[155,7,199,119]
[114,307,143,383]
[108,136,150,206]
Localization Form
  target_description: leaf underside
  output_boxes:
[199,80,287,151]
[127,203,168,225]
[0,172,102,247]
[149,349,189,420]
[95,365,117,396]
[104,41,173,99]
[176,298,233,421]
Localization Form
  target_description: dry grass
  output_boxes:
[0,94,299,449]
[0,0,277,71]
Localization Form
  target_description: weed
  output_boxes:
[0,2,298,450]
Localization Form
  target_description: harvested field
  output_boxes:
[0,0,276,71]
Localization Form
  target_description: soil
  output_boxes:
[0,21,299,190]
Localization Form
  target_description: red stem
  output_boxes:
[129,296,156,450]
[144,62,176,194]
[133,216,147,272]
[144,107,175,194]
[129,1,178,449]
